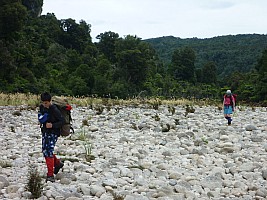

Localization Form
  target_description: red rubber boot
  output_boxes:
[45,157,55,182]
[53,154,64,174]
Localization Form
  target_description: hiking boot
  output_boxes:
[46,175,55,182]
[54,162,64,174]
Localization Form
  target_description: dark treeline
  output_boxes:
[145,35,267,78]
[0,0,267,104]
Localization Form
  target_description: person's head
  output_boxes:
[41,92,52,108]
[226,90,231,96]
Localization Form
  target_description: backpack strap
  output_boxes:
[49,104,64,129]
[223,95,228,103]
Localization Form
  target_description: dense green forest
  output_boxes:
[145,35,267,78]
[0,0,267,104]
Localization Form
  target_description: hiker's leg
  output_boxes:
[227,117,232,125]
[42,133,58,180]
[228,106,233,124]
[45,156,54,178]
[42,133,58,158]
[229,106,233,124]
[224,106,229,120]
[224,106,227,119]
[224,106,232,125]
[53,154,60,166]
[53,154,64,174]
[45,135,64,174]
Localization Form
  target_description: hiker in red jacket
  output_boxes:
[39,92,64,182]
[222,90,235,125]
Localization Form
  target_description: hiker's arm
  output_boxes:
[233,98,236,107]
[51,107,64,128]
[233,101,235,111]
[232,96,236,109]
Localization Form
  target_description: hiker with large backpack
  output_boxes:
[38,92,65,182]
[222,90,236,125]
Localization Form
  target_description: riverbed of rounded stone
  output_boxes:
[0,104,267,200]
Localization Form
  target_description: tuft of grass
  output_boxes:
[133,113,140,119]
[174,119,180,125]
[238,106,245,111]
[82,119,89,126]
[110,191,125,200]
[101,98,109,106]
[95,106,104,115]
[77,128,87,141]
[130,123,138,130]
[185,104,195,116]
[83,141,95,162]
[76,128,95,162]
[153,114,160,121]
[201,136,209,144]
[168,105,176,115]
[0,93,223,107]
[25,165,44,199]
[10,126,15,133]
[114,107,121,114]
[150,98,162,110]
[1,93,238,112]
[217,106,222,111]
[0,93,39,106]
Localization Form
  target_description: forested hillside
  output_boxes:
[145,35,267,78]
[0,0,266,103]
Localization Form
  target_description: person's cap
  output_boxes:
[226,90,231,94]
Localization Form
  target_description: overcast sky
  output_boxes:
[42,0,267,41]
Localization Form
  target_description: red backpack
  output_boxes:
[224,94,237,106]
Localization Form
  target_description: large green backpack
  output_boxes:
[52,96,74,136]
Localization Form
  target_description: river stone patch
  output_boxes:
[0,105,267,199]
